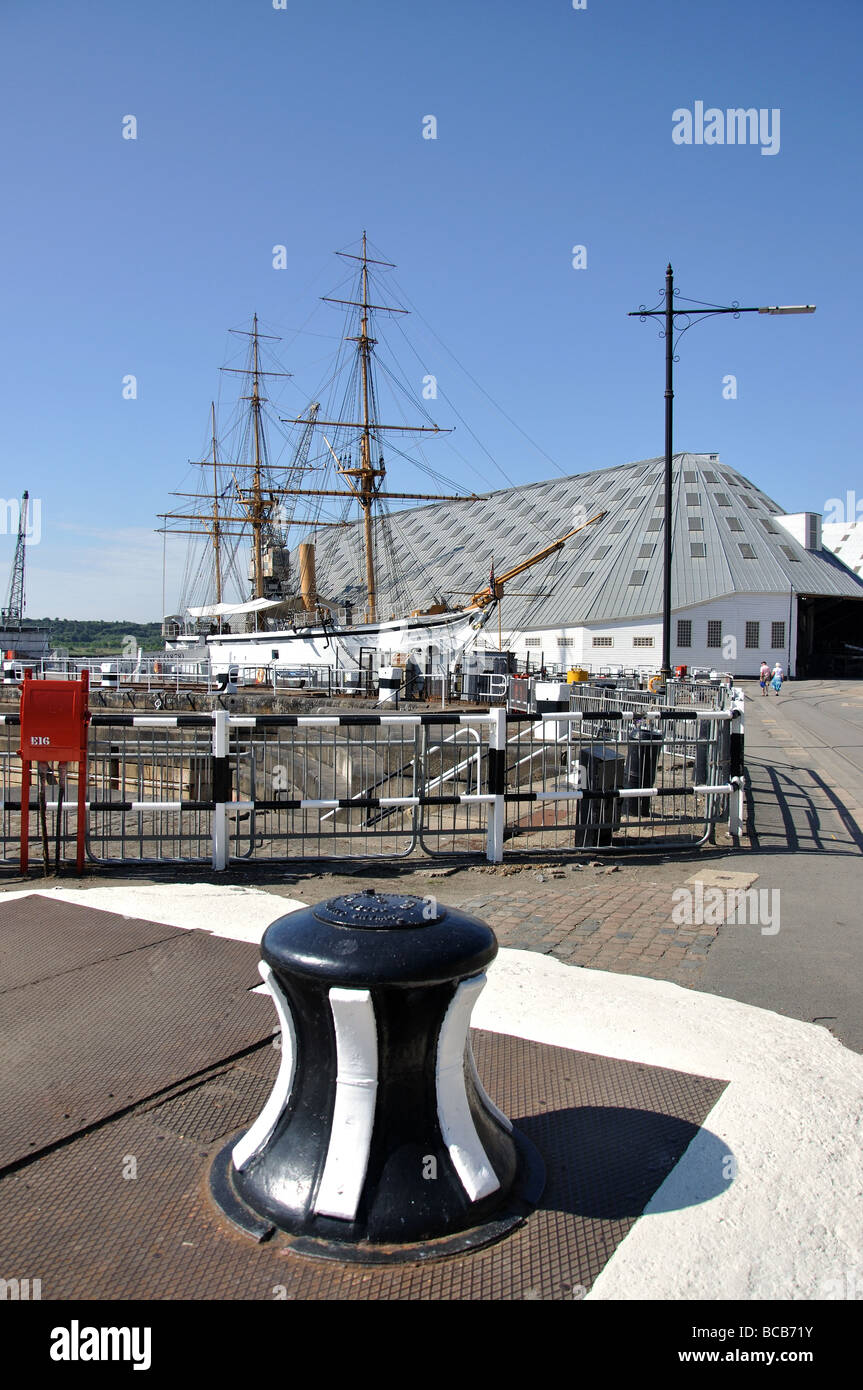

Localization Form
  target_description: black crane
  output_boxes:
[2,490,28,628]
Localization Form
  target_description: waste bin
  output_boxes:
[210,889,544,1262]
[624,724,664,817]
[574,744,624,848]
[694,717,713,785]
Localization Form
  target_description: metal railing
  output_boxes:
[0,692,744,869]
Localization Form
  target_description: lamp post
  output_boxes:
[628,267,815,681]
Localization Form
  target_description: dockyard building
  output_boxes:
[312,453,863,679]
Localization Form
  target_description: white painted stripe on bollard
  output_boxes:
[436,974,500,1202]
[314,988,379,1222]
[232,962,298,1172]
[467,1038,513,1134]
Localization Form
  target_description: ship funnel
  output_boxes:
[299,542,317,611]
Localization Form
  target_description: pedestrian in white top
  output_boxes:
[771,662,784,695]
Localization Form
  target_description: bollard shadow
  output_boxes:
[515,1105,734,1220]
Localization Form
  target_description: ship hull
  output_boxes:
[166,609,486,673]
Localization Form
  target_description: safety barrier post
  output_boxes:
[212,709,230,871]
[728,690,745,837]
[486,707,506,863]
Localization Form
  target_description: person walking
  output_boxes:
[759,660,770,696]
[771,661,784,696]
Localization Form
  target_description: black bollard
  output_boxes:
[210,890,544,1263]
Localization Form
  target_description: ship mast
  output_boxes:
[281,232,469,623]
[209,403,223,607]
[357,234,380,620]
[250,317,265,598]
[161,240,474,625]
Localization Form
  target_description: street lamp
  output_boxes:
[628,265,815,680]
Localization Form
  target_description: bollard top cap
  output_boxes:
[313,889,444,929]
[261,889,497,987]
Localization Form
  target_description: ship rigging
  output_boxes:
[158,234,604,674]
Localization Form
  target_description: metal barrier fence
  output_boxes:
[0,695,744,869]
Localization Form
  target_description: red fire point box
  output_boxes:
[19,673,89,762]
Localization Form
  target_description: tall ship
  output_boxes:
[160,236,600,679]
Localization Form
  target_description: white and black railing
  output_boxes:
[0,698,743,869]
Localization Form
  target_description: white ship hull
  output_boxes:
[166,608,486,673]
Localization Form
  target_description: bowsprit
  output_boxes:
[209,889,544,1262]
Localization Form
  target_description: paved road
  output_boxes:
[699,679,863,1052]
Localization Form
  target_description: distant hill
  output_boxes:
[30,619,163,656]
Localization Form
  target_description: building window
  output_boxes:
[572,571,594,587]
[690,543,707,558]
[780,545,801,562]
[677,619,692,647]
[633,636,654,648]
[638,544,655,559]
[591,547,611,560]
[707,621,722,648]
[592,636,613,648]
[727,517,743,532]
[714,492,731,506]
[524,637,541,647]
[745,622,760,649]
[688,517,704,530]
[629,570,647,585]
[738,543,757,559]
[686,493,701,506]
[646,518,663,531]
[771,622,785,649]
[558,637,574,648]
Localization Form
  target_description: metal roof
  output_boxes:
[308,454,863,630]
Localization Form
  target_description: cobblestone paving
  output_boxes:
[435,866,715,986]
[263,858,727,988]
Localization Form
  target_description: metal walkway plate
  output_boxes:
[0,1030,726,1299]
[0,894,180,992]
[0,897,273,1169]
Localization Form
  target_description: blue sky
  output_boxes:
[1,0,860,620]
